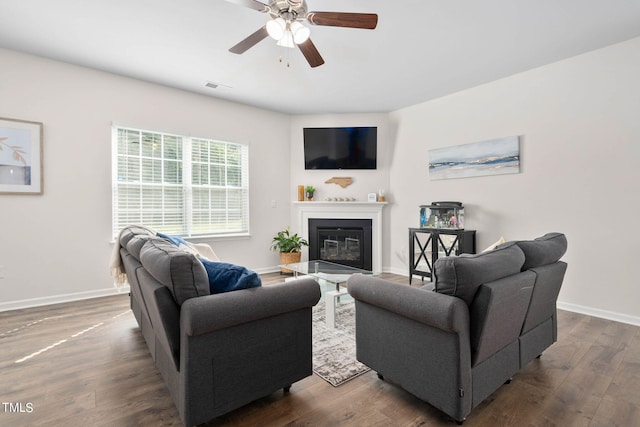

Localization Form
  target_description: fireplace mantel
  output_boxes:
[293,201,387,272]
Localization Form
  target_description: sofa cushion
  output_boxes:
[200,259,262,294]
[119,226,155,248]
[513,232,567,270]
[139,238,210,305]
[434,242,525,305]
[126,235,161,261]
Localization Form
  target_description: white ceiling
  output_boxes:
[2,0,640,114]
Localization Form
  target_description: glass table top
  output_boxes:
[278,260,377,285]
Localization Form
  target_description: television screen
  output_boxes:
[304,127,377,170]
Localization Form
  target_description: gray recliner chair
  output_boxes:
[348,233,567,423]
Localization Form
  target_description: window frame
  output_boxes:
[111,126,250,239]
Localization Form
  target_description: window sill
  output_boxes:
[186,233,251,241]
[110,233,251,245]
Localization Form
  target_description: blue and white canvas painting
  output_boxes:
[428,136,520,180]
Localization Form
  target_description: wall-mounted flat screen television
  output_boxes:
[304,127,377,170]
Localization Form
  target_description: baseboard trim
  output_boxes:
[0,287,131,313]
[5,273,638,327]
[254,266,281,275]
[557,301,640,327]
[385,266,409,277]
[384,268,640,327]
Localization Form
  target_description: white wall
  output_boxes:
[289,114,392,204]
[0,48,291,309]
[288,114,393,267]
[388,37,640,323]
[2,36,639,324]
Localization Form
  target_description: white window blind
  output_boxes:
[112,126,250,238]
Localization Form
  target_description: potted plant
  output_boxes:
[305,185,316,201]
[271,226,309,273]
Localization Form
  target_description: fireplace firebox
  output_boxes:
[308,218,372,271]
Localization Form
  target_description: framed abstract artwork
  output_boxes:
[428,136,520,180]
[0,117,43,194]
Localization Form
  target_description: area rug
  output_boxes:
[312,299,370,387]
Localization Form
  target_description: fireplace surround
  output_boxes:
[293,201,386,273]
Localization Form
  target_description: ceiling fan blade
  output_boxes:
[298,38,325,68]
[307,12,378,29]
[229,26,269,54]
[224,0,269,13]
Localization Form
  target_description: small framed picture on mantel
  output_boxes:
[0,117,43,195]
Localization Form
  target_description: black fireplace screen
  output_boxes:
[308,218,372,270]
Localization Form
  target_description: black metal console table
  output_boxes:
[409,228,476,284]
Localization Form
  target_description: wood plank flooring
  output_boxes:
[1,273,639,426]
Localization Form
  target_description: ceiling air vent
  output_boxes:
[205,81,231,90]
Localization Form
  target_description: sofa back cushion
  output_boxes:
[469,271,536,366]
[126,235,159,261]
[137,268,181,369]
[140,238,210,305]
[119,226,155,249]
[434,242,525,306]
[521,261,567,334]
[513,232,567,270]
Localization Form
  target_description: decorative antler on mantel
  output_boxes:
[324,177,353,188]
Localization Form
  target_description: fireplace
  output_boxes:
[294,201,386,273]
[308,218,372,271]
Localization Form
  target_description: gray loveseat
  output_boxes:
[117,228,321,426]
[347,232,567,423]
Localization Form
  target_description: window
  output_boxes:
[112,126,249,238]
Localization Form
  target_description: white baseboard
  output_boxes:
[0,286,131,313]
[557,301,640,327]
[384,268,640,327]
[5,272,638,328]
[385,266,409,277]
[387,268,640,327]
[253,266,281,275]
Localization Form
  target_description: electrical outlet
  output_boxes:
[270,200,277,208]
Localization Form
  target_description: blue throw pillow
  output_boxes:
[200,259,262,294]
[157,232,190,247]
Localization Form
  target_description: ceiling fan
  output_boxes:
[225,0,378,68]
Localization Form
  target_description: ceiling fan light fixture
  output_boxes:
[227,0,378,68]
[276,29,295,48]
[290,21,310,44]
[266,17,286,40]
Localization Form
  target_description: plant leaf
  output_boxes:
[13,152,27,165]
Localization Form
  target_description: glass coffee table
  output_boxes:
[279,260,378,328]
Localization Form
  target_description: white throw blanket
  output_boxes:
[110,225,220,288]
[110,225,157,288]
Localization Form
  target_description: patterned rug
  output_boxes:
[312,298,370,387]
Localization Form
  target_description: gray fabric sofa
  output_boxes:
[347,232,567,423]
[118,228,321,426]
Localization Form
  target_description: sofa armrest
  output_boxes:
[347,274,469,334]
[181,278,321,336]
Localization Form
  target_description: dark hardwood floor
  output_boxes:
[1,273,639,426]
